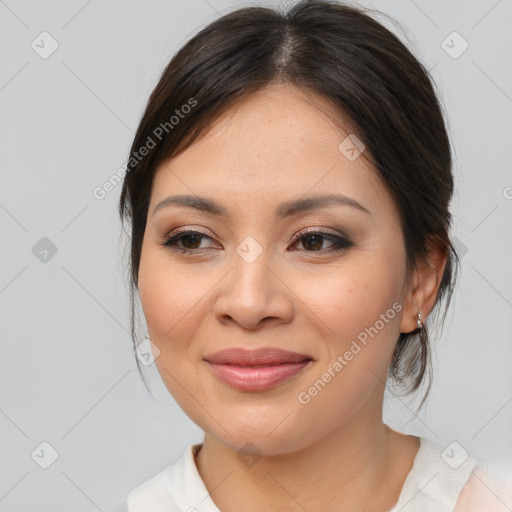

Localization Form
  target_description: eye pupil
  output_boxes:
[181,234,202,249]
[303,234,324,251]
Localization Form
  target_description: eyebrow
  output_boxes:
[153,193,370,218]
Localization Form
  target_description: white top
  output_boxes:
[115,436,512,512]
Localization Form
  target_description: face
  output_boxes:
[138,83,414,456]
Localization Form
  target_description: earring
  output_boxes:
[416,311,423,330]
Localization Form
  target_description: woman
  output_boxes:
[116,1,511,510]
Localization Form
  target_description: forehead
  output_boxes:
[174,83,359,169]
[150,83,392,221]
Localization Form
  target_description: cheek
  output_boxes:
[138,248,214,425]
[289,250,407,410]
[288,261,405,428]
[295,258,404,342]
[138,246,204,352]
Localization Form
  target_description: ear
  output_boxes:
[400,238,449,334]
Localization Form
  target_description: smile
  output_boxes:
[204,347,314,391]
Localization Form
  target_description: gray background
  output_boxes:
[1,0,511,510]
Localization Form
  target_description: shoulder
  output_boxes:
[125,443,219,512]
[454,462,512,511]
[126,462,178,510]
[391,436,478,511]
[394,436,512,512]
[109,501,129,512]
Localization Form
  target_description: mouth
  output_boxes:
[203,348,314,391]
[204,347,313,365]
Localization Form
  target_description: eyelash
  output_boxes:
[158,228,353,255]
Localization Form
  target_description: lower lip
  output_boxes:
[206,361,311,391]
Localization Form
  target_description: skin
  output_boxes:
[138,82,448,511]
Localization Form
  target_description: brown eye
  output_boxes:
[175,233,206,250]
[291,230,353,253]
[159,230,216,254]
[159,228,353,256]
[299,233,331,251]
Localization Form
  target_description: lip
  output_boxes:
[204,348,314,391]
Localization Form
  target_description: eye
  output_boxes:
[158,230,217,254]
[290,228,353,253]
[158,228,353,255]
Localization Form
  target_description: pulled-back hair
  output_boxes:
[119,0,458,406]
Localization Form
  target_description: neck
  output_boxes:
[195,410,418,512]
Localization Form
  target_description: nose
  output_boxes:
[213,244,294,330]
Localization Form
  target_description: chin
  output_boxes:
[196,405,320,457]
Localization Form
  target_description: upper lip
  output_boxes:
[204,348,313,366]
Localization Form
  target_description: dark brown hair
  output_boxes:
[119,0,458,406]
